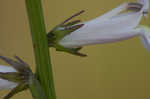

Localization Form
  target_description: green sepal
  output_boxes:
[54,44,87,57]
[0,56,31,73]
[64,20,81,26]
[3,82,28,99]
[47,10,87,57]
[0,72,23,83]
[48,24,84,41]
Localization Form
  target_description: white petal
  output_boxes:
[0,79,17,90]
[60,11,142,48]
[0,65,17,90]
[138,0,149,14]
[60,28,142,47]
[87,3,128,23]
[140,26,150,50]
[0,65,16,73]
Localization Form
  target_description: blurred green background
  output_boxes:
[0,0,150,99]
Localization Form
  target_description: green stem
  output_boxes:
[29,76,47,99]
[25,0,56,99]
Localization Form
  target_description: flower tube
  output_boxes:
[59,0,150,51]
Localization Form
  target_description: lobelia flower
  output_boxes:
[52,0,149,55]
[0,56,33,99]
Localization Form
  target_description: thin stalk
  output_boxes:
[25,0,56,99]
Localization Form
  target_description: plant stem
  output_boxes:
[25,0,56,99]
[29,75,47,99]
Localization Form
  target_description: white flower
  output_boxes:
[59,0,150,51]
[0,65,17,90]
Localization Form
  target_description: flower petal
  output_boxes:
[0,65,17,90]
[60,10,143,47]
[140,26,150,50]
[60,28,142,47]
[138,0,149,14]
[87,3,128,23]
[0,79,17,90]
[0,65,16,73]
